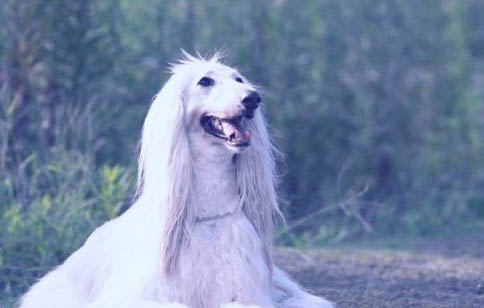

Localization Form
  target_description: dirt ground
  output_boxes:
[274,235,484,308]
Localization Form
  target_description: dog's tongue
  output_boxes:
[221,121,251,145]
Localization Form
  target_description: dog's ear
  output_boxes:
[235,110,283,270]
[137,71,194,276]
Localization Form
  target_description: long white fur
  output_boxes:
[19,53,334,308]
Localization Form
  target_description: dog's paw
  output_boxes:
[159,303,190,308]
[221,302,269,308]
[281,294,335,308]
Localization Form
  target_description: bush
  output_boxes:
[0,150,134,299]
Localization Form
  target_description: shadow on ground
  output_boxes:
[274,235,484,308]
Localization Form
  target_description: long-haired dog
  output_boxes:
[20,53,334,308]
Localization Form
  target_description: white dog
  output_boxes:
[19,53,334,308]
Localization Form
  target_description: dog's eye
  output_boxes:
[198,77,214,87]
[235,77,243,83]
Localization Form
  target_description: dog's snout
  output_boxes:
[241,91,261,111]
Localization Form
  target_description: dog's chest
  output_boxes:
[170,215,271,307]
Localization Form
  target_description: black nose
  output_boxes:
[241,91,262,111]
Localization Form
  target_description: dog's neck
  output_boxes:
[191,146,240,219]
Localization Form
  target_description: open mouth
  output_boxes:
[200,115,252,147]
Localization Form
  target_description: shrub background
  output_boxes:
[1,0,484,302]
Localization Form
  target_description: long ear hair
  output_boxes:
[136,68,195,276]
[235,109,283,271]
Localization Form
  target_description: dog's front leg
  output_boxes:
[272,266,334,308]
[221,302,274,308]
[85,299,189,308]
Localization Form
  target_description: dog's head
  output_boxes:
[171,55,261,153]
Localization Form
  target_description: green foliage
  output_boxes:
[0,151,134,299]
